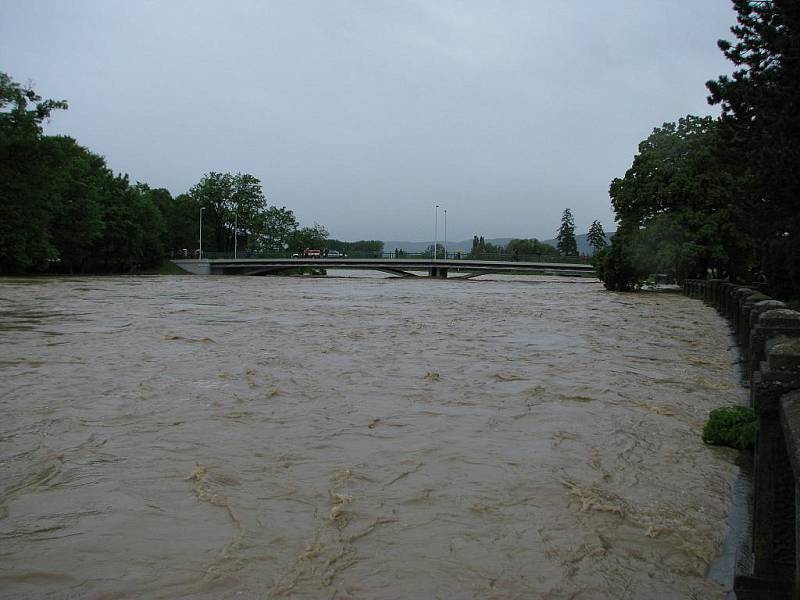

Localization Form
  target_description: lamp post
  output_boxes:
[199,207,205,260]
[234,213,238,260]
[434,204,439,260]
[443,209,447,259]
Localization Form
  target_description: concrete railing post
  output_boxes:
[732,288,757,342]
[750,310,800,382]
[746,301,788,376]
[739,293,774,358]
[751,337,800,583]
[725,284,743,321]
[780,390,800,600]
[708,279,721,307]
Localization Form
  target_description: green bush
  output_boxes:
[702,406,756,451]
[594,228,647,291]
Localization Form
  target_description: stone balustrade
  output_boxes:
[683,279,800,599]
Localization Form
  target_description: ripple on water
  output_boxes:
[0,275,743,599]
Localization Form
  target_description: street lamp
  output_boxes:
[199,207,205,260]
[434,204,439,260]
[443,209,447,259]
[234,213,238,260]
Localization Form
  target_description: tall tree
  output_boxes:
[0,72,68,272]
[189,172,263,253]
[0,72,68,142]
[604,116,746,285]
[257,206,298,252]
[707,0,800,298]
[556,208,578,256]
[43,136,106,272]
[90,175,164,271]
[587,220,608,253]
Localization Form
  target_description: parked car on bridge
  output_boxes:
[327,250,346,257]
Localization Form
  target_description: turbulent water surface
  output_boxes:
[0,274,745,599]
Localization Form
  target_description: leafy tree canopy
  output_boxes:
[328,240,384,255]
[289,223,329,253]
[468,235,504,258]
[506,238,559,257]
[0,72,67,142]
[706,0,800,297]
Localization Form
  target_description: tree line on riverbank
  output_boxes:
[461,210,608,261]
[597,1,799,301]
[0,72,386,274]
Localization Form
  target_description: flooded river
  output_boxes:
[0,274,745,599]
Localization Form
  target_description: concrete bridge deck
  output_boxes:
[172,257,596,278]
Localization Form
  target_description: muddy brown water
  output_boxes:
[0,274,745,599]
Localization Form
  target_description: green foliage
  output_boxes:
[328,240,384,255]
[258,206,298,252]
[704,0,800,298]
[610,116,719,224]
[631,212,729,282]
[587,220,607,253]
[190,172,266,253]
[702,405,756,451]
[466,235,558,260]
[556,209,578,256]
[468,235,504,258]
[0,72,67,142]
[90,175,165,271]
[599,8,800,292]
[0,72,69,272]
[0,73,167,273]
[43,137,107,271]
[187,171,301,254]
[0,71,342,272]
[604,115,754,286]
[289,223,329,252]
[594,227,647,291]
[506,238,559,257]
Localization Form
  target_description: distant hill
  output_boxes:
[542,232,613,256]
[384,233,612,255]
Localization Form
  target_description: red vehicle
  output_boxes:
[302,248,322,258]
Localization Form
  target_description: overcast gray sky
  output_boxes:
[2,1,735,242]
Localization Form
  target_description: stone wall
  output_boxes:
[683,279,800,599]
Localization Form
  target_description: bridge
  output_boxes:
[172,257,596,278]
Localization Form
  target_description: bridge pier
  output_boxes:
[428,266,448,278]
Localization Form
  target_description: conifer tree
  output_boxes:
[556,208,578,256]
[587,220,607,252]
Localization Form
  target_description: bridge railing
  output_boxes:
[182,250,589,264]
